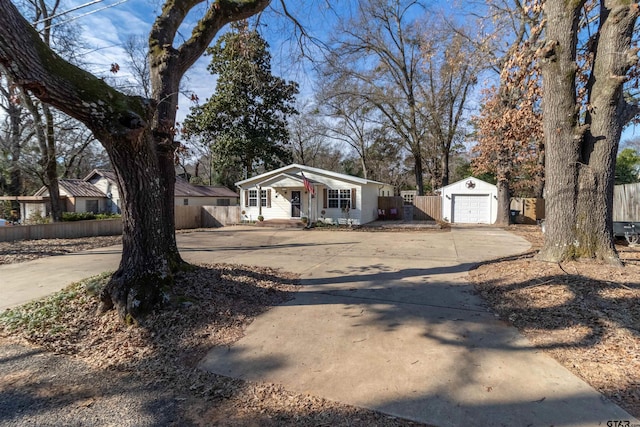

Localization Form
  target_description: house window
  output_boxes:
[86,200,98,213]
[328,189,351,209]
[183,199,189,206]
[247,189,268,207]
[216,198,230,206]
[248,190,258,207]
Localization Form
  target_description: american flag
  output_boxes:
[302,173,315,195]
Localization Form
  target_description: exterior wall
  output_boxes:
[360,184,382,224]
[240,187,312,221]
[440,178,498,224]
[89,176,121,213]
[237,167,395,225]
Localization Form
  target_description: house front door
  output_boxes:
[291,191,301,218]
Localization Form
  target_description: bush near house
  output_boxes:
[61,212,121,222]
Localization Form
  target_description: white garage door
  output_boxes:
[452,194,491,224]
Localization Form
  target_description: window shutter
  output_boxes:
[351,188,356,209]
[244,190,248,207]
[323,188,328,209]
[267,189,272,208]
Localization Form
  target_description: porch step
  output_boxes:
[257,219,306,229]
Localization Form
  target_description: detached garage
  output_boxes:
[439,177,497,224]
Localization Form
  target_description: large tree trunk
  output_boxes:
[536,0,585,262]
[574,1,638,265]
[414,151,425,195]
[99,131,185,320]
[0,0,271,322]
[440,149,450,188]
[538,0,638,263]
[495,164,511,226]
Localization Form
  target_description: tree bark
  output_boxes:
[574,1,638,264]
[538,0,638,263]
[536,0,585,262]
[0,0,270,322]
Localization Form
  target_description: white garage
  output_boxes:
[439,177,497,224]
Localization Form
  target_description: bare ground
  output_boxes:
[1,228,638,424]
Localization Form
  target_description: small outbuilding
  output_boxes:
[439,177,498,224]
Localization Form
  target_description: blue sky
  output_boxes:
[32,0,640,144]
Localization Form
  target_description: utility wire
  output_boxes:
[39,0,129,31]
[32,0,106,25]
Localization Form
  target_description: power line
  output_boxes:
[32,0,106,25]
[39,0,129,32]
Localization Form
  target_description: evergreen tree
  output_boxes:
[184,22,298,186]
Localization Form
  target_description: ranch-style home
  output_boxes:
[236,164,395,225]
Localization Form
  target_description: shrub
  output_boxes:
[28,209,49,224]
[61,212,96,221]
[95,213,121,220]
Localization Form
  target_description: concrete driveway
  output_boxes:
[1,226,637,426]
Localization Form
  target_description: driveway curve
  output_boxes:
[1,225,636,426]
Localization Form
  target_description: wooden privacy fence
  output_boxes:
[413,196,442,221]
[377,196,442,221]
[0,205,242,242]
[0,218,123,242]
[614,182,640,222]
[377,196,404,219]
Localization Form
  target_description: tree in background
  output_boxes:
[183,22,298,188]
[472,85,543,224]
[420,27,480,189]
[321,0,431,194]
[0,73,29,200]
[615,148,640,184]
[318,85,381,180]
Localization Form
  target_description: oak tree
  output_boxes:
[538,0,639,263]
[0,0,270,321]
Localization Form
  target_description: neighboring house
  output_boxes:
[85,169,122,214]
[34,178,109,214]
[174,178,240,207]
[438,177,498,224]
[87,169,240,209]
[235,164,394,225]
[1,169,238,221]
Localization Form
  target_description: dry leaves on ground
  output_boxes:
[0,235,122,265]
[0,262,426,426]
[468,225,640,418]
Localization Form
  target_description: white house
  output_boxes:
[236,164,394,225]
[439,177,498,224]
